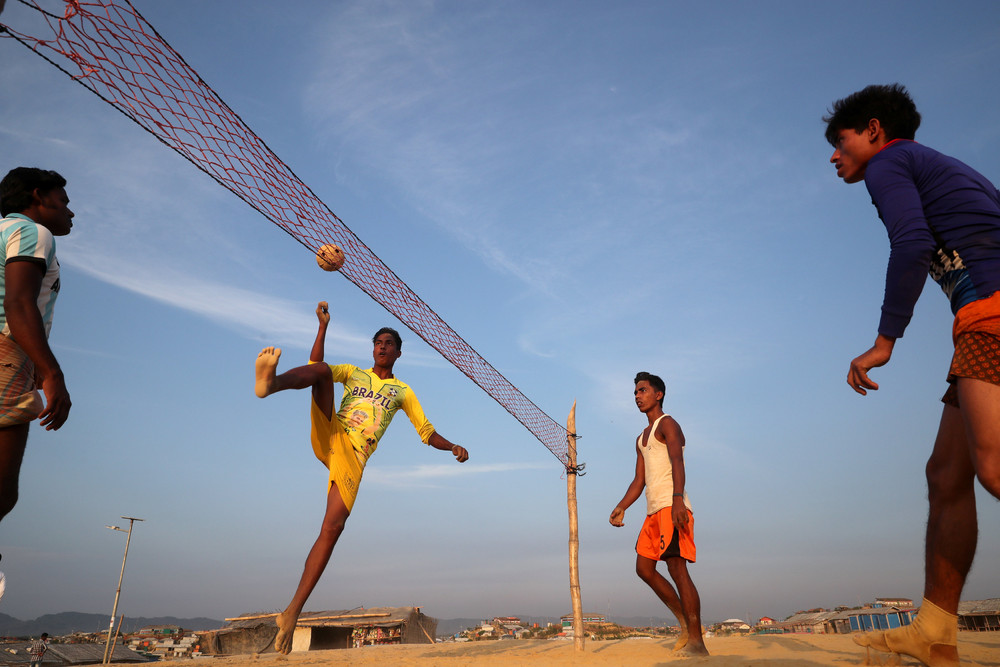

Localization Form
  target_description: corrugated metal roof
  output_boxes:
[47,643,148,664]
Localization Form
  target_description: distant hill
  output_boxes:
[0,612,224,638]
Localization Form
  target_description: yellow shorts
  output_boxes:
[636,506,696,563]
[0,335,43,428]
[310,392,365,512]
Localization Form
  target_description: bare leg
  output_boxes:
[0,423,30,523]
[274,482,350,654]
[635,556,689,651]
[956,377,1000,499]
[666,557,708,656]
[259,341,342,654]
[855,405,971,667]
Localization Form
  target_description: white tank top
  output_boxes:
[638,414,692,516]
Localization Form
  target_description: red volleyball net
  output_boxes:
[1,0,576,468]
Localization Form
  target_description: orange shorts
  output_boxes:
[942,292,1000,408]
[635,506,696,563]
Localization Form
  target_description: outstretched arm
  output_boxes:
[309,301,330,363]
[427,431,469,462]
[610,445,645,526]
[4,261,70,430]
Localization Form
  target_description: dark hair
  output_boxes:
[634,371,665,406]
[823,83,921,146]
[0,167,67,216]
[372,326,402,349]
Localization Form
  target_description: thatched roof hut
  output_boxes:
[201,607,437,655]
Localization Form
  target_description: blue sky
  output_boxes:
[1,0,999,627]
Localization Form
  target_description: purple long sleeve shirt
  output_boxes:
[864,140,1000,338]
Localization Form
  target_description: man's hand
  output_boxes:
[609,506,625,527]
[848,334,896,396]
[671,502,689,530]
[450,444,469,463]
[316,301,330,326]
[37,370,70,430]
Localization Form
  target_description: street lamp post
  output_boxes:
[103,516,143,665]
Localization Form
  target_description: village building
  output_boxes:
[846,606,915,634]
[718,618,751,633]
[202,607,437,655]
[873,597,913,608]
[958,598,1000,632]
[559,612,606,629]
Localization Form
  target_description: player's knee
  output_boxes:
[320,515,347,540]
[635,560,656,583]
[665,557,688,581]
[925,451,974,503]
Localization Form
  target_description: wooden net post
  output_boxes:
[566,400,584,651]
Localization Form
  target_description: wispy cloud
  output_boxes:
[364,461,550,488]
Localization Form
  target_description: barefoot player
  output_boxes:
[825,84,1000,667]
[254,302,469,654]
[610,372,708,656]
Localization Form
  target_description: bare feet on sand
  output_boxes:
[672,622,689,651]
[255,347,281,398]
[274,610,297,655]
[675,642,710,656]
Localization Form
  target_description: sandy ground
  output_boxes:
[193,633,1000,667]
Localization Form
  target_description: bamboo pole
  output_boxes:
[566,400,584,651]
[108,614,124,662]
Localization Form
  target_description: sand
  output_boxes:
[197,632,1000,666]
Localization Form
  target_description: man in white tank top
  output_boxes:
[610,372,708,656]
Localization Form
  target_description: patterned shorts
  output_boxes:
[941,331,1000,407]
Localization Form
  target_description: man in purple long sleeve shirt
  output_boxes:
[825,84,1000,667]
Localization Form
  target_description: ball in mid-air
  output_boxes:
[316,243,346,271]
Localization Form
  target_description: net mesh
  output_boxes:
[1,0,573,466]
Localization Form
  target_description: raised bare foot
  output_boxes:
[254,347,281,398]
[274,610,297,655]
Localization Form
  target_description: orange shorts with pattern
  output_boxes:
[942,291,1000,408]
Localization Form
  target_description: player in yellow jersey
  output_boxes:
[254,302,469,654]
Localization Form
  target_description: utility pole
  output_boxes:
[103,516,143,664]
